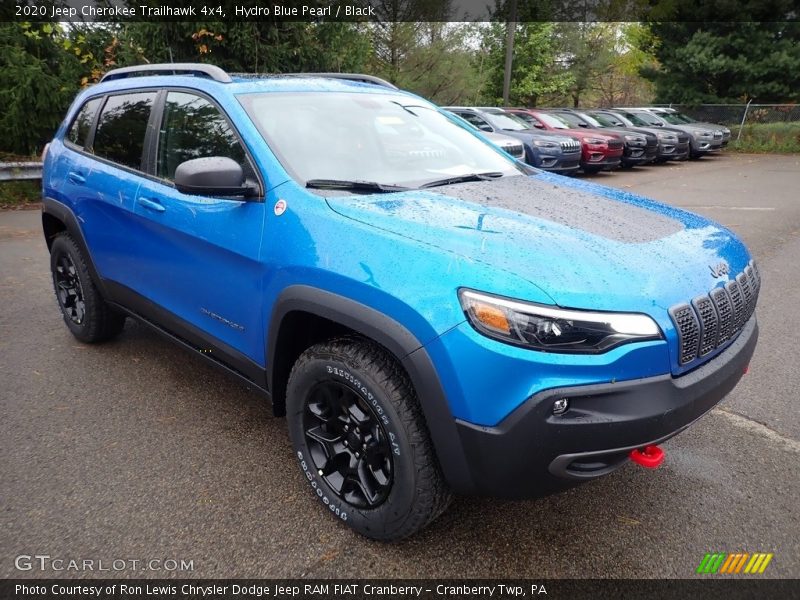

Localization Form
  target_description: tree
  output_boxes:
[371,22,488,104]
[478,20,572,106]
[642,16,800,103]
[0,22,87,155]
[568,23,656,108]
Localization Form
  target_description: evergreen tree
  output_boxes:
[642,3,800,103]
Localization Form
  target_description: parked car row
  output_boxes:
[442,106,730,176]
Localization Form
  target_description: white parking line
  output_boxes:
[712,407,800,454]
[691,206,776,211]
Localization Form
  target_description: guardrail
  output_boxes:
[0,162,43,181]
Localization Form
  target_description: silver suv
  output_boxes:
[615,108,724,158]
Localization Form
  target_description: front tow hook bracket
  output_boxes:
[629,445,665,469]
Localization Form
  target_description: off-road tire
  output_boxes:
[286,336,452,541]
[50,233,126,343]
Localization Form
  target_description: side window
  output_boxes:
[157,92,249,181]
[461,113,491,131]
[66,98,102,148]
[93,92,156,170]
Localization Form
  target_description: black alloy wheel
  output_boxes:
[303,381,393,508]
[54,252,86,325]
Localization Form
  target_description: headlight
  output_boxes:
[533,139,559,149]
[693,130,712,138]
[624,134,645,143]
[459,289,663,353]
[582,137,607,145]
[657,132,677,142]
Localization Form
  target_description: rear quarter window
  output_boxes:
[93,92,157,170]
[66,97,102,149]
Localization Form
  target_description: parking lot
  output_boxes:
[1,153,799,579]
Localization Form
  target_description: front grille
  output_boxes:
[505,143,525,159]
[560,139,581,153]
[607,139,623,149]
[713,131,723,139]
[669,260,760,366]
[677,134,690,143]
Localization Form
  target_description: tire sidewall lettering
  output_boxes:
[324,364,395,435]
[296,450,348,521]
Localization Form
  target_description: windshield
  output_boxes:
[615,112,646,127]
[536,112,570,129]
[588,112,619,127]
[631,111,664,126]
[239,92,523,189]
[485,112,528,131]
[511,112,538,127]
[660,112,687,125]
[553,112,586,128]
[673,112,696,123]
[576,112,604,127]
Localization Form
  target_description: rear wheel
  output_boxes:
[50,233,125,343]
[286,337,451,540]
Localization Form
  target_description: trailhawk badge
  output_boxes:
[709,261,730,278]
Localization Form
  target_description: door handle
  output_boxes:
[67,171,86,185]
[137,197,166,213]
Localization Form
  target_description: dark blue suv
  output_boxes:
[42,64,760,540]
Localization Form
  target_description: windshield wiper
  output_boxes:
[305,179,409,193]
[419,172,505,189]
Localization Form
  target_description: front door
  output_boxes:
[125,90,267,368]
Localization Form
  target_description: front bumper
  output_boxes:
[450,317,757,498]
[658,140,690,160]
[539,153,581,174]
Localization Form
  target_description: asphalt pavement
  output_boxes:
[1,153,798,579]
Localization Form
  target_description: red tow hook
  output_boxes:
[629,445,665,469]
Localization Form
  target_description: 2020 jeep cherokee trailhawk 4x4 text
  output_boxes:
[42,64,759,541]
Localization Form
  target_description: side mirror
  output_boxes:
[479,125,493,132]
[174,157,256,198]
[578,123,589,128]
[533,122,545,129]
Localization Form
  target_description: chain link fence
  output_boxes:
[651,104,800,151]
[653,103,799,127]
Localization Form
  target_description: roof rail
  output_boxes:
[283,73,398,89]
[100,63,232,84]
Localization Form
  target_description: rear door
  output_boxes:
[126,90,267,367]
[67,91,157,280]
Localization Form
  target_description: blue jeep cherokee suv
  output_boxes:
[42,64,759,540]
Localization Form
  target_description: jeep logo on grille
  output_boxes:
[709,261,730,278]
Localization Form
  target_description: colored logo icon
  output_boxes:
[696,552,774,574]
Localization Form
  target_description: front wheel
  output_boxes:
[286,337,451,541]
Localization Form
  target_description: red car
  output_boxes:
[506,108,623,173]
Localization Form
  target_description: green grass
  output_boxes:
[0,180,41,209]
[729,122,800,154]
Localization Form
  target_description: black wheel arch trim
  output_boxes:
[268,284,476,493]
[42,197,108,298]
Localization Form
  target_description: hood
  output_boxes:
[664,122,715,134]
[592,126,650,141]
[522,131,574,144]
[693,121,729,133]
[558,127,618,142]
[646,126,688,138]
[325,172,751,324]
[494,129,564,146]
[615,126,660,141]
